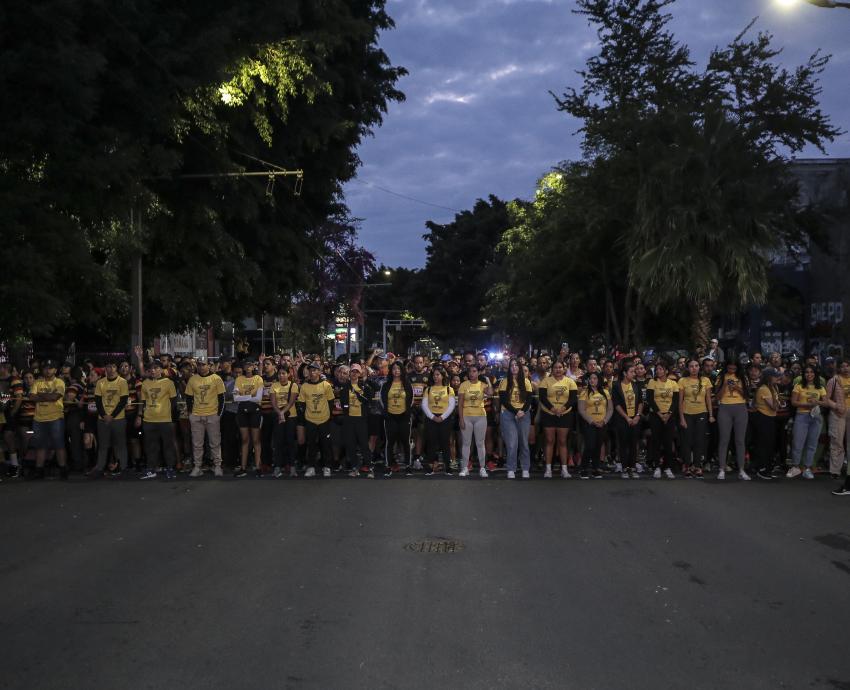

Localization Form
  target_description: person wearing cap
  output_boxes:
[92,361,130,477]
[707,338,725,365]
[752,368,782,480]
[297,362,335,478]
[29,360,69,480]
[185,357,226,478]
[340,364,371,477]
[826,357,850,479]
[233,360,265,478]
[139,360,178,479]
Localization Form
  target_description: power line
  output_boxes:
[349,179,462,213]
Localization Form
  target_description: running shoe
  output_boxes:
[522,470,531,479]
[322,467,332,478]
[213,467,224,478]
[234,468,247,478]
[425,466,435,477]
[629,468,640,480]
[652,468,661,479]
[739,470,751,481]
[621,471,630,479]
[190,467,203,478]
[507,471,516,479]
[831,486,850,496]
[289,466,298,478]
[786,467,802,479]
[756,469,773,480]
[592,470,603,479]
[717,470,725,481]
[367,469,375,479]
[273,466,283,479]
[479,467,488,478]
[486,459,499,472]
[579,470,589,480]
[165,469,176,480]
[254,468,263,479]
[348,469,360,478]
[413,458,423,471]
[140,470,158,480]
[304,467,316,478]
[802,468,814,480]
[693,468,704,479]
[543,466,552,479]
[664,469,675,480]
[458,468,469,477]
[561,466,571,479]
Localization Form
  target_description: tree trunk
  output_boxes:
[692,300,712,352]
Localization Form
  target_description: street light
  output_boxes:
[383,269,392,277]
[777,0,850,8]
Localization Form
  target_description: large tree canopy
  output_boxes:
[0,0,405,343]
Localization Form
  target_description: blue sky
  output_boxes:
[343,0,850,268]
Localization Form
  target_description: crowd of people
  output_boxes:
[1,343,849,496]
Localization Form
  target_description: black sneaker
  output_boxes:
[832,487,850,496]
[234,468,247,478]
[579,470,589,480]
[253,468,263,479]
[592,469,603,479]
[756,469,773,480]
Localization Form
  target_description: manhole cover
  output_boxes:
[404,539,465,554]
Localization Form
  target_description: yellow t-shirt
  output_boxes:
[234,375,264,399]
[141,378,177,423]
[386,381,407,415]
[31,377,65,422]
[426,385,452,416]
[95,376,130,420]
[540,375,577,413]
[793,383,826,414]
[185,373,226,416]
[271,381,299,417]
[679,377,712,415]
[619,381,638,417]
[717,375,746,405]
[497,377,533,412]
[298,380,335,425]
[755,385,777,417]
[838,375,850,401]
[347,383,363,418]
[647,378,678,414]
[458,380,487,417]
[580,389,608,423]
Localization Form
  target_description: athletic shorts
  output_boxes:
[541,410,574,430]
[31,419,65,450]
[410,406,424,430]
[236,403,261,429]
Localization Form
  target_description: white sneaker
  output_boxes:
[273,466,283,479]
[614,462,623,473]
[717,470,725,481]
[213,466,224,478]
[621,471,630,479]
[479,467,488,478]
[561,466,571,479]
[522,470,530,479]
[802,468,814,480]
[507,471,516,479]
[664,468,675,480]
[413,458,423,471]
[322,467,331,478]
[304,467,316,478]
[786,466,802,479]
[459,469,469,477]
[739,470,751,481]
[189,467,203,478]
[544,466,552,478]
[289,466,298,478]
[652,468,661,479]
[635,463,645,474]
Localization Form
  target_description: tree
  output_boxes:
[0,1,405,343]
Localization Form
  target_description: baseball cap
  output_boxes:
[307,361,321,370]
[440,354,452,362]
[350,364,362,373]
[42,359,57,369]
[762,367,781,379]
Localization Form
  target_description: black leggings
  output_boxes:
[304,420,332,469]
[424,415,453,464]
[344,415,369,469]
[615,416,640,469]
[384,412,411,466]
[751,412,777,474]
[580,421,605,472]
[680,413,707,466]
[649,414,676,469]
[273,417,296,467]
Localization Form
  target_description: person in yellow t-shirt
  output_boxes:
[751,368,781,480]
[93,361,130,475]
[185,357,226,477]
[613,361,643,478]
[677,359,714,477]
[422,366,457,476]
[297,362,336,477]
[713,361,751,480]
[787,365,833,479]
[379,361,414,477]
[30,360,69,479]
[538,361,578,479]
[497,358,533,478]
[341,364,371,477]
[139,360,178,478]
[826,358,850,478]
[457,364,493,477]
[233,360,264,477]
[577,371,611,479]
[645,361,678,479]
[271,365,299,476]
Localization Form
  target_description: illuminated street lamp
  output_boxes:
[776,0,850,8]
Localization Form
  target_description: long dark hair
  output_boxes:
[505,357,528,403]
[427,366,448,388]
[653,360,669,380]
[686,357,703,394]
[618,361,635,382]
[715,360,749,398]
[801,364,824,389]
[584,371,609,399]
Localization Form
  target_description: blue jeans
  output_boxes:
[500,410,531,472]
[791,413,823,468]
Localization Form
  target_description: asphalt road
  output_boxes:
[2,473,849,690]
